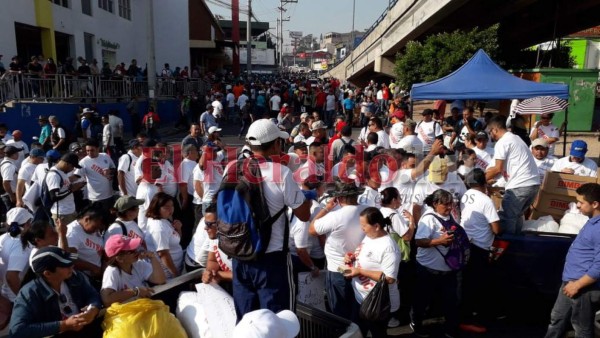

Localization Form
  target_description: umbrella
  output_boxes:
[514,96,568,115]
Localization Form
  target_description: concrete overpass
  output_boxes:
[324,0,600,87]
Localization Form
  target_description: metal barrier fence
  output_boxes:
[0,73,209,104]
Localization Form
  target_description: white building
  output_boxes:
[0,0,190,72]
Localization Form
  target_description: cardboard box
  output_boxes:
[488,187,504,211]
[541,172,597,197]
[531,192,577,222]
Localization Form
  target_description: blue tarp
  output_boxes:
[410,49,569,100]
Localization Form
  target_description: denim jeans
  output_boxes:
[325,270,355,320]
[499,184,539,234]
[544,282,600,338]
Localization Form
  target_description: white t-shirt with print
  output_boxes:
[534,156,556,182]
[145,218,183,277]
[66,220,103,268]
[179,158,197,196]
[313,205,368,272]
[412,173,467,223]
[530,124,560,156]
[205,239,232,272]
[0,235,31,301]
[415,211,453,271]
[104,219,144,245]
[46,168,76,215]
[396,135,424,156]
[117,151,139,197]
[551,157,598,178]
[460,189,499,250]
[79,153,115,201]
[473,147,493,170]
[101,260,153,291]
[186,218,209,267]
[389,122,404,149]
[493,132,540,190]
[351,235,400,312]
[416,120,442,152]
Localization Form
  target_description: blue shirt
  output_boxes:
[562,215,600,285]
[343,98,355,110]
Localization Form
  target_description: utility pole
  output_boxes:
[351,0,356,51]
[232,0,240,76]
[147,0,156,109]
[246,0,252,74]
[278,0,297,70]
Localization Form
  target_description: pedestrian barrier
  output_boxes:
[296,302,362,338]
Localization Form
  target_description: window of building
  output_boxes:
[84,33,95,62]
[98,0,113,13]
[118,0,131,20]
[50,0,69,8]
[81,0,92,15]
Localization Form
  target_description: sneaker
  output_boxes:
[409,322,429,337]
[459,323,487,333]
[387,317,400,328]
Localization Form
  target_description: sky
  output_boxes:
[205,0,392,50]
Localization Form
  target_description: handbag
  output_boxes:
[359,273,391,322]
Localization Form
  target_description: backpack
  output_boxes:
[385,213,411,262]
[334,138,354,164]
[428,214,470,270]
[37,169,64,222]
[115,220,128,236]
[216,158,288,261]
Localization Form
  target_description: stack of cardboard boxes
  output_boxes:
[530,170,600,221]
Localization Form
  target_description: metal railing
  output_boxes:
[0,73,210,104]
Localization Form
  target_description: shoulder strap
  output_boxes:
[386,213,397,234]
[127,154,133,172]
[115,220,127,236]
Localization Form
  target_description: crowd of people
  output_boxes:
[0,74,596,338]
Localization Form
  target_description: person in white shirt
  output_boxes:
[396,119,424,156]
[0,208,33,302]
[211,94,224,121]
[178,144,200,247]
[185,217,209,271]
[551,140,598,178]
[197,145,224,215]
[269,91,282,121]
[416,109,443,153]
[117,139,142,197]
[460,169,501,330]
[225,88,236,122]
[45,153,86,226]
[79,139,116,212]
[101,115,113,155]
[309,181,368,320]
[531,138,556,182]
[201,206,233,287]
[100,234,166,307]
[344,207,401,334]
[65,207,105,282]
[366,117,390,149]
[237,90,249,110]
[529,113,561,156]
[144,192,184,279]
[104,196,145,243]
[412,189,461,337]
[485,115,540,234]
[388,111,405,149]
[6,130,28,169]
[108,110,124,154]
[469,132,494,170]
[1,146,20,211]
[15,148,45,208]
[358,171,382,208]
[294,143,325,185]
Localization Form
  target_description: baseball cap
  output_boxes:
[4,146,20,156]
[531,138,549,148]
[30,148,45,158]
[82,108,94,114]
[390,110,405,120]
[300,112,309,120]
[114,196,144,213]
[69,142,82,152]
[31,246,77,273]
[428,156,448,184]
[310,121,327,131]
[233,309,300,338]
[335,121,347,133]
[570,140,588,158]
[104,235,142,258]
[46,149,61,161]
[208,126,222,135]
[128,139,142,148]
[475,131,489,140]
[246,120,289,146]
[60,152,82,168]
[6,207,33,226]
[293,141,307,149]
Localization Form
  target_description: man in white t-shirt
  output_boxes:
[178,144,200,248]
[117,139,142,197]
[485,116,540,234]
[6,130,28,169]
[309,181,368,320]
[416,109,443,153]
[531,138,556,182]
[396,119,424,156]
[15,148,44,208]
[45,153,85,225]
[551,140,598,178]
[269,91,282,121]
[0,146,20,211]
[231,119,311,319]
[529,113,560,156]
[460,169,500,330]
[79,139,116,213]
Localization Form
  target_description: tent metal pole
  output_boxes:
[409,99,414,119]
[562,107,568,156]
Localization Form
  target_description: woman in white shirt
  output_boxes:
[411,189,460,338]
[344,207,401,337]
[0,208,33,303]
[201,205,233,289]
[144,192,184,279]
[100,234,166,307]
[105,196,145,245]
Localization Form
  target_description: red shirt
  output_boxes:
[315,92,327,107]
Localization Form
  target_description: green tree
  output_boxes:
[394,25,499,89]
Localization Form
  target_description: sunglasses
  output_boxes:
[119,250,137,256]
[59,294,73,314]
[205,221,218,228]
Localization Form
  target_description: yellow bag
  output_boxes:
[102,298,188,338]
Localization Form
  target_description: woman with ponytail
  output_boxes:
[0,207,33,302]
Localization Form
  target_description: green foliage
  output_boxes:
[394,25,499,89]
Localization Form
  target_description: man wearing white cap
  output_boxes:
[230,119,311,319]
[530,138,556,182]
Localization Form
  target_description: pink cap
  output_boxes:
[105,235,142,258]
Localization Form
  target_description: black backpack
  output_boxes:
[334,138,354,164]
[216,158,288,261]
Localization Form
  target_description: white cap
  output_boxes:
[226,85,232,90]
[7,207,33,225]
[233,309,299,338]
[82,108,93,114]
[208,126,222,135]
[246,119,289,145]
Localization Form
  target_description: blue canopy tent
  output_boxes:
[410,49,570,153]
[410,49,569,100]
